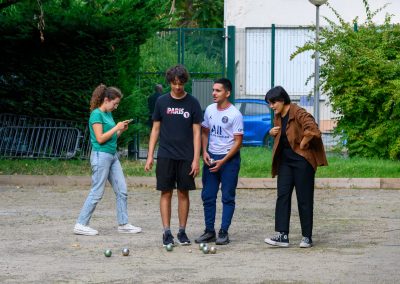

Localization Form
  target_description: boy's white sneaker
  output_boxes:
[73,223,98,236]
[118,223,142,234]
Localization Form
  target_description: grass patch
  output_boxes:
[0,147,399,177]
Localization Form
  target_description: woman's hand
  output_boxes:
[300,139,309,150]
[116,121,128,131]
[269,126,281,137]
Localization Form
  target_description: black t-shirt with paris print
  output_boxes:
[153,93,203,161]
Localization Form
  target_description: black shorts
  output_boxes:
[156,157,196,191]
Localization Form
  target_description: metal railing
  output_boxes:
[0,114,91,159]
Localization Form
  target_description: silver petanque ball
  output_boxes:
[202,245,210,254]
[165,243,174,252]
[209,246,217,254]
[122,248,130,256]
[199,243,206,250]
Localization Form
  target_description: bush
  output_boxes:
[292,0,400,159]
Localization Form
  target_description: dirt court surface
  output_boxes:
[1,185,399,283]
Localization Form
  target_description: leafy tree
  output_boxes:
[292,0,400,159]
[168,0,224,28]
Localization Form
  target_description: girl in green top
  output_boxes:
[73,84,141,236]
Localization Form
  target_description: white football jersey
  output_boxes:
[202,103,243,155]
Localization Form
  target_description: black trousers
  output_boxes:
[275,148,315,238]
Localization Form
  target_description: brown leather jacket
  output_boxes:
[271,103,328,177]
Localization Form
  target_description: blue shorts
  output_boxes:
[156,157,196,191]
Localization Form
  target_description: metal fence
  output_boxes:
[234,26,337,132]
[234,26,340,149]
[133,28,227,160]
[1,26,341,161]
[129,26,340,160]
[0,114,91,159]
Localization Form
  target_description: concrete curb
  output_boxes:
[0,175,399,189]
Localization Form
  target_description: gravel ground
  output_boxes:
[1,185,399,283]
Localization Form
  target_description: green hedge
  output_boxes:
[0,0,168,122]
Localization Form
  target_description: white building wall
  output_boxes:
[225,0,400,28]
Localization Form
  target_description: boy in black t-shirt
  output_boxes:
[145,64,203,247]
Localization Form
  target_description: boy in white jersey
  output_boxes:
[195,78,243,245]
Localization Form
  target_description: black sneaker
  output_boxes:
[163,231,175,247]
[194,230,216,243]
[264,232,289,247]
[299,236,313,248]
[177,231,191,246]
[215,229,230,245]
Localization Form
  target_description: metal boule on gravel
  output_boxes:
[122,248,130,256]
[165,243,173,252]
[209,246,217,254]
[104,249,112,257]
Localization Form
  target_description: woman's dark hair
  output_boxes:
[165,64,189,84]
[265,86,291,105]
[214,78,232,92]
[90,84,123,111]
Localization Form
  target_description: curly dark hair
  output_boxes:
[90,84,123,111]
[165,64,189,84]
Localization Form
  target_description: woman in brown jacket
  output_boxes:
[264,86,328,248]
